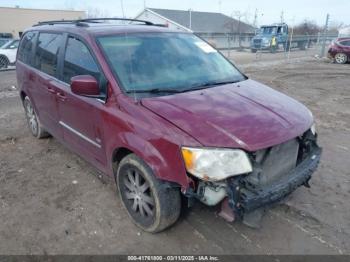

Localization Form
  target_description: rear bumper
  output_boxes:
[227,144,322,214]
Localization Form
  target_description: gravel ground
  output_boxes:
[0,50,349,255]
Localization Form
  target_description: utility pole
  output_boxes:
[238,15,242,49]
[320,14,330,57]
[232,11,244,50]
[287,16,295,60]
[280,10,284,24]
[253,9,258,28]
[120,0,125,18]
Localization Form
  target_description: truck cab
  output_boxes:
[251,23,289,52]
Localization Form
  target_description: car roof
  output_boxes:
[337,37,350,41]
[25,20,184,38]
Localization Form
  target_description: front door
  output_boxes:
[55,35,107,170]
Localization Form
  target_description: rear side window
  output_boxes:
[35,33,63,77]
[62,36,101,84]
[18,31,37,65]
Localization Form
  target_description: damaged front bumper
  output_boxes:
[227,142,322,216]
[184,130,322,224]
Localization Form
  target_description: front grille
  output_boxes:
[252,39,262,48]
[226,132,321,215]
[247,139,300,187]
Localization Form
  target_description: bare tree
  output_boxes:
[231,11,249,49]
[293,19,322,35]
[328,20,344,34]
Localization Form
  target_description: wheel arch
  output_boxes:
[20,90,27,102]
[111,147,134,175]
[107,132,189,188]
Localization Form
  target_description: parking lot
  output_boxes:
[0,49,349,254]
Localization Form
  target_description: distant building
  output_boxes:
[135,8,256,49]
[0,6,86,38]
[339,26,350,37]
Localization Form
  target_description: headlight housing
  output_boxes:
[181,147,252,181]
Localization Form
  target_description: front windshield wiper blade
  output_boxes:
[189,80,241,90]
[126,88,185,94]
[125,80,241,94]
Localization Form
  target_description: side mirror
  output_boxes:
[71,75,100,97]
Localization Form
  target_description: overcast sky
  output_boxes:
[0,0,349,27]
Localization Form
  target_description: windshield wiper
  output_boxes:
[126,88,184,94]
[125,80,241,94]
[188,80,241,90]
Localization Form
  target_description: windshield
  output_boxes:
[1,40,19,49]
[0,39,11,48]
[260,27,277,35]
[97,33,245,93]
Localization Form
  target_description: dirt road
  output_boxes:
[0,51,349,254]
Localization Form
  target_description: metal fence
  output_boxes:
[199,33,255,50]
[200,33,338,51]
[0,34,341,72]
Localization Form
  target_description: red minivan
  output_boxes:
[16,18,321,232]
[328,37,350,64]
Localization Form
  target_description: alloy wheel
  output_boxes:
[123,168,155,218]
[24,98,38,135]
[335,53,347,64]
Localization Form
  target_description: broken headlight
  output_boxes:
[181,147,252,181]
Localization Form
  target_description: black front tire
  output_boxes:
[117,154,181,233]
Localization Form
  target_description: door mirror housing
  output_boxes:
[71,75,100,97]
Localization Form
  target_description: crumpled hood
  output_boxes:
[141,79,313,151]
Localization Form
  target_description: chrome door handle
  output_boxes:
[47,87,56,94]
[57,92,66,101]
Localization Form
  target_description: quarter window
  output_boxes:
[35,33,63,77]
[62,37,101,85]
[18,31,37,65]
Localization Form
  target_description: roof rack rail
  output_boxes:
[79,18,154,25]
[33,18,155,27]
[34,20,84,27]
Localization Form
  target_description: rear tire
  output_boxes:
[117,154,181,233]
[0,55,9,69]
[23,96,50,138]
[334,53,348,64]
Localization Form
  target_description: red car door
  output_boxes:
[55,35,107,171]
[30,32,64,138]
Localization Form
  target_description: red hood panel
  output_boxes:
[141,79,313,151]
